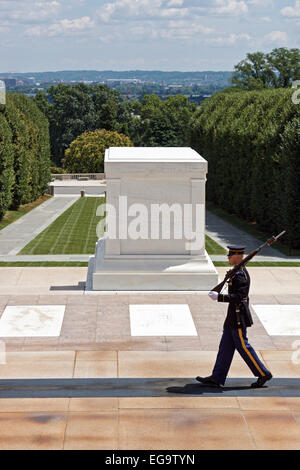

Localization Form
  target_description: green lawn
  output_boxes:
[1,261,299,267]
[19,196,226,255]
[0,262,89,267]
[214,261,300,267]
[0,194,52,231]
[20,197,105,255]
[205,235,226,255]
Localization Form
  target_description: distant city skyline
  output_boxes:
[0,0,299,73]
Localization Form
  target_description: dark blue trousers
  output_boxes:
[212,327,271,385]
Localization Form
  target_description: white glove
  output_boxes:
[208,291,218,301]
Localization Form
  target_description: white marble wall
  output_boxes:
[90,147,218,290]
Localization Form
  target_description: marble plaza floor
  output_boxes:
[0,266,299,450]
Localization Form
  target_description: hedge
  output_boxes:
[0,113,14,218]
[190,88,300,249]
[0,93,51,214]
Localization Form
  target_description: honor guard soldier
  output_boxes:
[196,245,272,388]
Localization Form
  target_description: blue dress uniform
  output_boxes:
[210,246,271,386]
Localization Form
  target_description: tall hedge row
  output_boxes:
[0,114,14,219]
[190,89,300,249]
[0,93,51,217]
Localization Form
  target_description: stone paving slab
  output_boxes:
[0,197,79,255]
[1,404,300,450]
[0,266,299,295]
[0,267,299,449]
[0,268,299,354]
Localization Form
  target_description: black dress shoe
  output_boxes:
[195,376,221,388]
[251,373,273,388]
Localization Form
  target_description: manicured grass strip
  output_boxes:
[0,194,52,231]
[205,235,226,255]
[0,261,298,268]
[214,262,300,267]
[0,262,89,267]
[20,197,105,255]
[206,201,299,257]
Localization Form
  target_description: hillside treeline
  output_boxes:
[33,84,197,164]
[0,93,51,219]
[190,88,300,249]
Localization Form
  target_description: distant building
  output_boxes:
[104,79,143,85]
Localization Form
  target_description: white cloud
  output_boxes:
[281,1,300,18]
[212,0,248,16]
[0,25,10,33]
[207,32,252,45]
[24,25,43,36]
[167,0,184,6]
[160,21,214,39]
[247,0,273,5]
[25,16,94,37]
[0,1,61,22]
[168,20,214,34]
[123,19,214,42]
[98,0,249,23]
[49,16,94,36]
[264,30,288,44]
[98,0,164,22]
[97,0,250,29]
[159,7,188,17]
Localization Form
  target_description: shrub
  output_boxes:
[63,129,133,173]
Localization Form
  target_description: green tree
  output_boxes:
[231,52,275,90]
[34,83,122,165]
[231,48,300,90]
[62,129,133,173]
[267,48,300,88]
[33,91,51,116]
[138,94,197,146]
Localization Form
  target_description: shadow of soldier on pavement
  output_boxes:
[166,383,263,394]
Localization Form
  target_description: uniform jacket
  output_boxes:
[217,266,253,328]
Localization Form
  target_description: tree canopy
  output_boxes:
[135,94,197,147]
[33,84,199,162]
[232,47,300,90]
[62,129,133,173]
[34,83,122,164]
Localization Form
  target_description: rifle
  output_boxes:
[211,230,286,293]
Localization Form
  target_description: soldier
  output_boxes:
[196,245,272,388]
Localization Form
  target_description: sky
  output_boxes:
[0,0,299,72]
